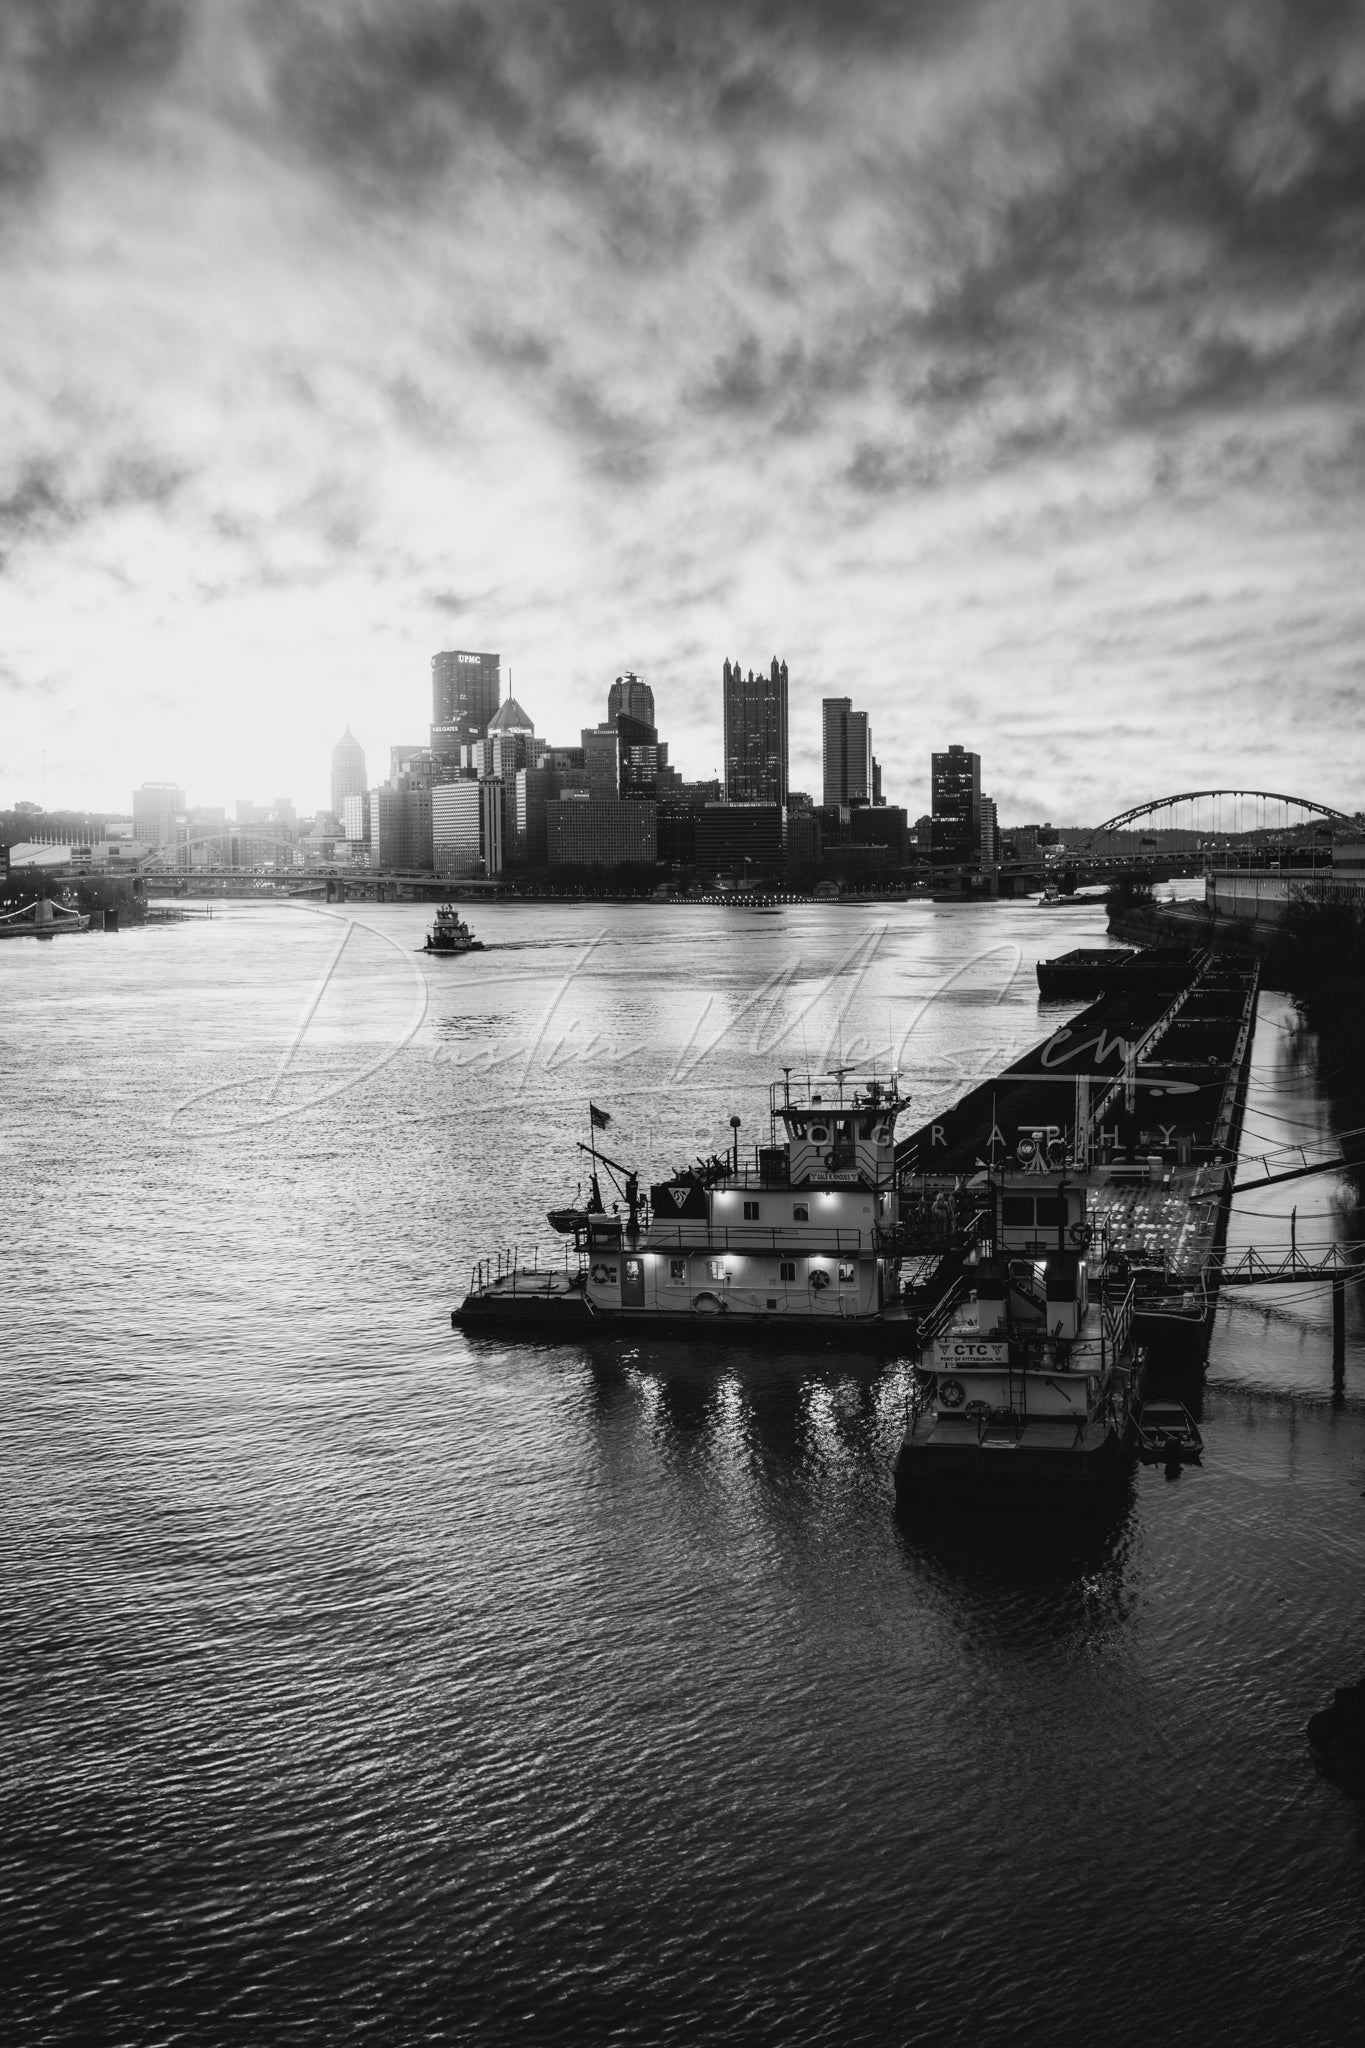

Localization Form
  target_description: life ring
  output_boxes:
[1068,1222,1093,1248]
[691,1290,727,1314]
[938,1377,966,1409]
[824,1150,837,1168]
[590,1262,611,1284]
[809,1269,831,1291]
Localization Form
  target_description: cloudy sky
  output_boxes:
[2,0,1364,822]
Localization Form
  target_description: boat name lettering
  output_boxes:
[946,1341,1007,1360]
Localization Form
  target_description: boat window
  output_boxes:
[708,1259,727,1281]
[1001,1195,1033,1225]
[743,1200,759,1220]
[792,1203,809,1222]
[1035,1198,1065,1227]
[838,1261,856,1284]
[779,1261,797,1282]
[669,1259,686,1281]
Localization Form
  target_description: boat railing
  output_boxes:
[468,1241,585,1295]
[1102,1279,1137,1357]
[913,1274,970,1355]
[641,1223,877,1256]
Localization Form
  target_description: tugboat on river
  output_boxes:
[424,903,484,955]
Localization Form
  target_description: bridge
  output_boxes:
[1083,789,1356,850]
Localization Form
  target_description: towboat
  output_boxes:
[454,1072,940,1344]
[892,1166,1146,1506]
[424,903,484,954]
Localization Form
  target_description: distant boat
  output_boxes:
[424,903,484,955]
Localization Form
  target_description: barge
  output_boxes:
[1036,944,1204,999]
[454,945,1259,1409]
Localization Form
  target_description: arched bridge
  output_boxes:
[1084,789,1355,850]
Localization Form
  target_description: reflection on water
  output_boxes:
[3,903,1364,2047]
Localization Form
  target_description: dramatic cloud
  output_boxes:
[2,0,1364,816]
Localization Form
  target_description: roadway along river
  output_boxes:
[4,898,1364,2045]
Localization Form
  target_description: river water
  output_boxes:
[3,899,1364,2046]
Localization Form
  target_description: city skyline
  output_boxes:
[4,6,1363,822]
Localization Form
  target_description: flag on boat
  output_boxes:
[589,1103,611,1130]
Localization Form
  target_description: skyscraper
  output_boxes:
[132,782,186,849]
[931,745,982,866]
[431,649,501,767]
[979,793,1000,869]
[723,657,788,804]
[607,672,654,727]
[330,727,367,819]
[821,699,873,808]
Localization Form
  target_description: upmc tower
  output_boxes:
[432,649,500,766]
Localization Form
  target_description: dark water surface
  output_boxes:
[4,901,1364,2046]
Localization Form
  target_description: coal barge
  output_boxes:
[453,945,1258,1499]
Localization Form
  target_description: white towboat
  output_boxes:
[454,1072,947,1344]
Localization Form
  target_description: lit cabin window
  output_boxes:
[793,1202,809,1222]
[838,1261,856,1284]
[669,1259,686,1280]
[708,1259,726,1281]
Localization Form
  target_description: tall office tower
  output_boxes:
[979,794,999,868]
[431,649,501,766]
[607,672,655,727]
[341,790,371,845]
[431,782,483,879]
[330,728,367,819]
[821,699,873,808]
[722,656,788,804]
[930,744,983,866]
[487,696,536,785]
[370,783,434,871]
[132,782,186,848]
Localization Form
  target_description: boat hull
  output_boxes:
[894,1416,1129,1508]
[452,1292,919,1348]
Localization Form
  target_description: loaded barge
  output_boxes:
[453,944,1259,1496]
